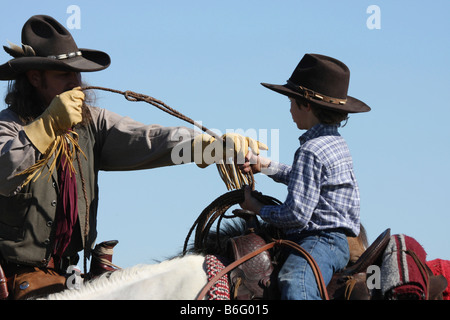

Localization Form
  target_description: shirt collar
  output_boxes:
[299,123,340,145]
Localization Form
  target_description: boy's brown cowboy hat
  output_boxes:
[0,15,110,80]
[261,53,370,113]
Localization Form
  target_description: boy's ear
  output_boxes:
[302,101,312,112]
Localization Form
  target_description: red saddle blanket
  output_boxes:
[381,234,429,299]
[427,259,450,300]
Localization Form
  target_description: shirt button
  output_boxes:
[46,221,53,227]
[51,200,57,207]
[44,239,50,245]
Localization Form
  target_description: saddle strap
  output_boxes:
[404,249,430,299]
[197,239,329,300]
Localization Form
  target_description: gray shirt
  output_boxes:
[0,106,195,197]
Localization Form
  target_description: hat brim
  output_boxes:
[261,82,370,113]
[0,48,110,80]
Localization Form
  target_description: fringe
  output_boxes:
[216,161,254,191]
[17,130,86,187]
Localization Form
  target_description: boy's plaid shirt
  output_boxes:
[260,124,361,236]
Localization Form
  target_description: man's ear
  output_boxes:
[26,70,42,88]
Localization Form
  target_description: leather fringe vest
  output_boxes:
[0,122,98,268]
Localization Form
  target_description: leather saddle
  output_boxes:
[228,231,276,299]
[227,209,392,300]
[227,210,277,299]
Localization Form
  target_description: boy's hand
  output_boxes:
[239,186,264,215]
[239,150,261,174]
[238,150,271,175]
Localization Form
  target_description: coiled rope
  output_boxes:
[182,189,282,254]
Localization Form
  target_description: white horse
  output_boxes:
[41,255,208,300]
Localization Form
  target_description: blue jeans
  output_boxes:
[278,230,350,300]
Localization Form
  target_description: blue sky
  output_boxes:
[1,1,449,269]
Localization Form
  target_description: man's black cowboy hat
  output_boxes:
[261,53,370,113]
[0,15,110,80]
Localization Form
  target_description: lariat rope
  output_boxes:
[15,86,256,274]
[82,86,254,190]
[17,86,255,190]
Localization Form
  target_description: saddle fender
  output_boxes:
[228,232,276,300]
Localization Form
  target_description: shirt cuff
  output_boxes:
[263,161,291,183]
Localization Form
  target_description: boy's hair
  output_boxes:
[295,98,349,127]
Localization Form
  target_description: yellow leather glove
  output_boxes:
[192,133,268,168]
[221,133,268,165]
[23,88,84,154]
[192,134,217,168]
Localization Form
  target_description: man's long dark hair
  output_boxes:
[5,73,45,124]
[5,72,92,125]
